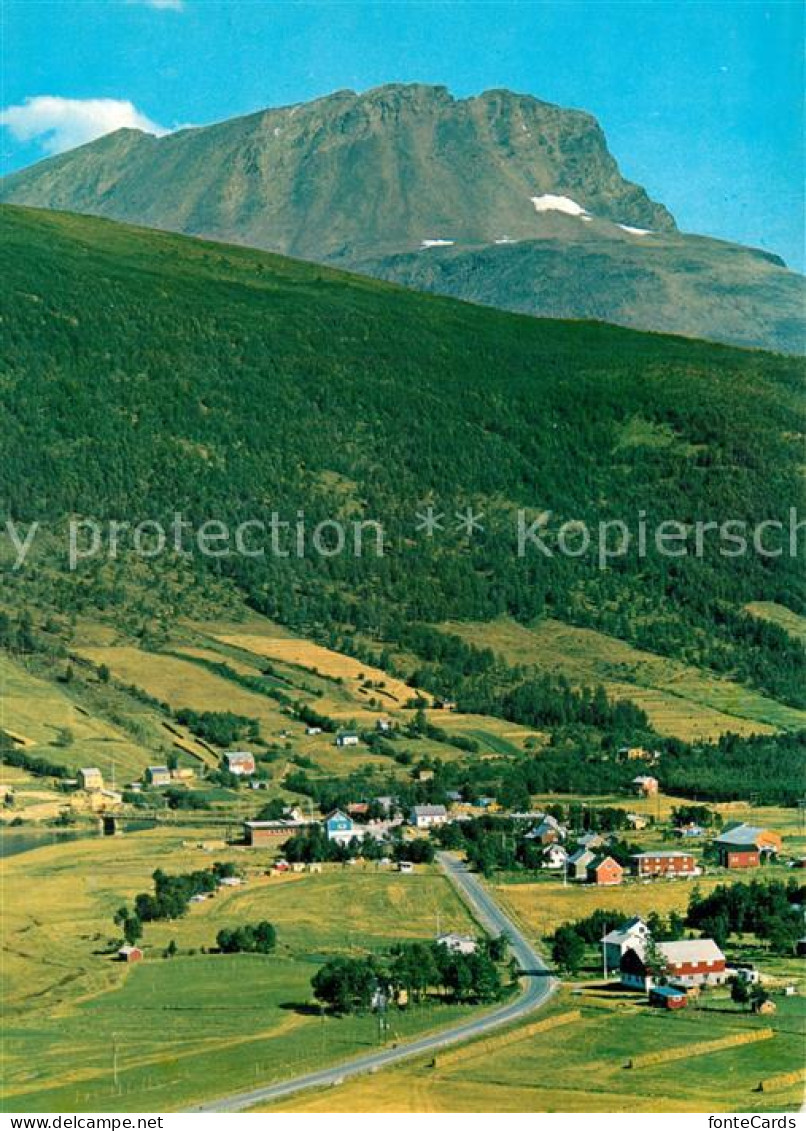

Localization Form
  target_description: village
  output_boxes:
[63,738,802,1025]
[2,614,804,1112]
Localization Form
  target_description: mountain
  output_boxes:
[2,84,801,353]
[2,204,804,714]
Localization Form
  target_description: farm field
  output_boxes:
[212,629,424,709]
[443,617,806,740]
[1,829,482,1111]
[263,993,805,1113]
[0,653,158,781]
[745,603,806,646]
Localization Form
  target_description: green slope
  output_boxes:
[1,204,804,711]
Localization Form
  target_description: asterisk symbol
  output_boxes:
[455,507,485,537]
[415,505,445,537]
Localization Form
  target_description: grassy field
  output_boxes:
[0,653,158,781]
[1,829,482,1111]
[262,992,805,1112]
[443,617,806,740]
[745,602,806,646]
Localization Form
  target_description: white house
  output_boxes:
[410,804,448,829]
[324,809,358,844]
[543,843,569,870]
[335,733,360,748]
[602,917,650,974]
[436,933,478,955]
[223,750,256,776]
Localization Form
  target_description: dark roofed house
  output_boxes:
[411,804,448,829]
[567,847,596,881]
[649,985,687,1010]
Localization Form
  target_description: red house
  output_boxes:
[118,946,143,963]
[632,851,698,879]
[587,855,624,886]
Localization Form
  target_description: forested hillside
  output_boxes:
[1,205,804,710]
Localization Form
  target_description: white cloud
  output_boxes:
[0,96,168,156]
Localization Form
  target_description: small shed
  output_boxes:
[648,985,687,1010]
[118,945,143,963]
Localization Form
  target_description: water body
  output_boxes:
[0,820,156,859]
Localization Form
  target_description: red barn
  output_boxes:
[621,938,727,991]
[118,946,143,963]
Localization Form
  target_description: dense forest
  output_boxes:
[1,206,804,749]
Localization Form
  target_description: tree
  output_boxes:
[730,978,750,1009]
[164,939,178,959]
[123,914,142,946]
[551,926,585,975]
[642,936,670,985]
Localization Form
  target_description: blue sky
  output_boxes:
[2,0,803,269]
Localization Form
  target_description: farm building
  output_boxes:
[587,855,624,886]
[243,818,309,846]
[77,767,103,791]
[649,985,687,1010]
[410,804,448,829]
[325,809,357,844]
[375,719,393,732]
[632,775,659,797]
[577,832,607,850]
[335,733,359,748]
[626,812,648,831]
[436,933,478,955]
[602,917,650,973]
[170,767,195,781]
[631,851,699,879]
[117,946,143,963]
[398,861,415,874]
[714,824,781,868]
[567,847,596,881]
[144,765,171,787]
[525,815,566,844]
[222,750,256,776]
[620,938,727,991]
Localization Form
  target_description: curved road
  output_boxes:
[189,853,558,1112]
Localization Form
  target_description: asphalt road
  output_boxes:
[189,853,558,1112]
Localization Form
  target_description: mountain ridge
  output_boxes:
[1,82,802,353]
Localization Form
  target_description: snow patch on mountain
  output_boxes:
[531,194,590,218]
[618,223,652,236]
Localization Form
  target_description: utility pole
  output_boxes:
[602,927,608,980]
[112,1032,119,1093]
